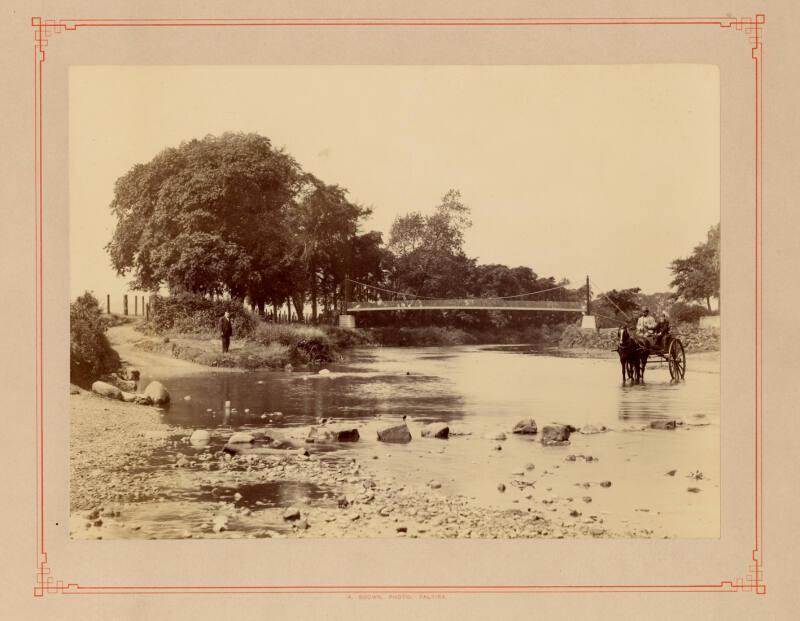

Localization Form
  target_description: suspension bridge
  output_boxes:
[339,277,595,328]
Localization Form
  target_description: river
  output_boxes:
[115,345,719,539]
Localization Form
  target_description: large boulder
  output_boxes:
[579,424,608,435]
[541,424,572,445]
[306,425,360,443]
[377,423,412,444]
[227,432,255,444]
[143,381,170,405]
[283,507,301,521]
[120,391,138,403]
[650,419,677,430]
[512,418,538,435]
[190,430,211,446]
[420,423,449,439]
[91,381,122,400]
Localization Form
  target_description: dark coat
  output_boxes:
[219,316,233,337]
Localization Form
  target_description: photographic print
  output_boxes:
[69,64,720,541]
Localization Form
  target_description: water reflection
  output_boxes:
[159,346,718,435]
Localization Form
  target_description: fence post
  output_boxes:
[123,295,128,316]
[134,296,138,316]
[106,294,110,314]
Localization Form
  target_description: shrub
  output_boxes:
[148,293,257,336]
[668,301,711,324]
[70,292,121,387]
[253,322,336,363]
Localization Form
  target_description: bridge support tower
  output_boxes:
[338,314,356,329]
[581,275,597,330]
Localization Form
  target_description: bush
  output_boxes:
[253,323,336,364]
[668,301,711,324]
[70,292,121,387]
[148,293,257,336]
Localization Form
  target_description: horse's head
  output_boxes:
[617,326,633,351]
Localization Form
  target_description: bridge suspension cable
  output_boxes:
[345,277,571,302]
[589,277,633,322]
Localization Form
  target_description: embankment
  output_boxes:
[558,323,720,353]
[131,321,375,371]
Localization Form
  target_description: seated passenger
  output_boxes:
[635,308,657,348]
[654,311,670,351]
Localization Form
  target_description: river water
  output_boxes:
[125,345,719,538]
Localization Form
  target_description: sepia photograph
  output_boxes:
[69,64,720,541]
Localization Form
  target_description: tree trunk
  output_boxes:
[310,264,318,322]
[706,297,711,312]
[292,292,305,321]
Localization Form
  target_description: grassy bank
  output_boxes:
[135,321,375,370]
[131,293,374,370]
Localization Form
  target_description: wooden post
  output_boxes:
[145,302,149,321]
[106,294,110,314]
[123,295,128,316]
[135,296,138,315]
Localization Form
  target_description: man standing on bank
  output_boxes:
[219,311,233,353]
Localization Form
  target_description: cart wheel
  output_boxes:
[668,339,686,380]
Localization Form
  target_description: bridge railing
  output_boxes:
[346,298,585,311]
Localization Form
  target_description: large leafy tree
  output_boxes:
[290,177,371,320]
[106,133,303,298]
[387,189,474,298]
[670,223,720,312]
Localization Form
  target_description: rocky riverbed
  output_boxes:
[71,387,702,540]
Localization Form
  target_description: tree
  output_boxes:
[670,223,720,312]
[387,190,474,298]
[289,176,371,321]
[590,287,641,327]
[106,133,303,297]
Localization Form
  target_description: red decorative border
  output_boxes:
[33,15,765,597]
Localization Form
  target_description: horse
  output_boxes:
[616,326,644,383]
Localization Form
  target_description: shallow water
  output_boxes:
[101,346,719,538]
[151,345,718,432]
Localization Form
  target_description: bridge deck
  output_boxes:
[346,299,584,312]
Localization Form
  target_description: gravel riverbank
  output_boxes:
[70,391,639,540]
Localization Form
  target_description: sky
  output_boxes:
[70,65,719,308]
